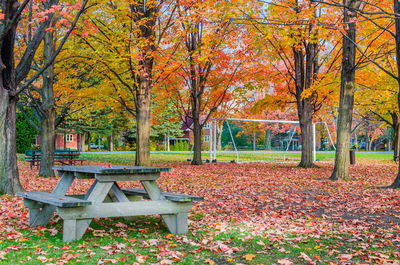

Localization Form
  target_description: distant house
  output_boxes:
[36,131,85,151]
[170,116,211,147]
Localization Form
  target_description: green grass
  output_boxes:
[79,151,395,165]
[1,216,398,264]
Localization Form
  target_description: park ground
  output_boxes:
[1,153,400,264]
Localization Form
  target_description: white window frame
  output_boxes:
[66,134,73,143]
[204,135,210,142]
[203,123,210,129]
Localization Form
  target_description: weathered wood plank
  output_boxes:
[18,192,91,207]
[57,201,193,219]
[110,183,130,202]
[141,180,187,234]
[123,188,204,202]
[61,181,114,242]
[94,173,161,182]
[52,171,75,195]
[63,219,77,242]
[19,172,78,227]
[53,165,170,175]
[175,213,189,234]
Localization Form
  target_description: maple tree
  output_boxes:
[321,0,400,186]
[66,0,181,166]
[165,0,254,165]
[247,0,340,168]
[18,6,84,178]
[0,0,88,194]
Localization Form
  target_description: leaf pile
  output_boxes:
[0,161,399,264]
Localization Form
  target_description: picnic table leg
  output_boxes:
[63,181,113,242]
[141,180,189,234]
[27,171,75,227]
[108,183,135,221]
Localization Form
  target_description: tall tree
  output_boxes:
[68,0,179,166]
[248,0,340,168]
[330,0,362,180]
[168,0,253,165]
[0,0,88,194]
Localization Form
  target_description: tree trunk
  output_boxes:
[265,130,272,150]
[365,120,370,151]
[39,115,55,177]
[109,134,114,152]
[81,133,85,151]
[191,96,202,165]
[87,132,91,151]
[0,1,24,194]
[167,136,170,152]
[298,102,315,168]
[330,1,361,180]
[39,26,56,178]
[389,0,400,188]
[391,112,400,161]
[293,43,317,168]
[135,92,151,166]
[0,92,23,194]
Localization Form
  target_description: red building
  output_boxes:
[172,116,211,146]
[36,131,85,151]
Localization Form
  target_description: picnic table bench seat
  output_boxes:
[122,188,203,202]
[18,191,91,207]
[25,149,86,169]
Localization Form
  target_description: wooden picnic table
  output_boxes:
[26,150,85,169]
[18,165,203,242]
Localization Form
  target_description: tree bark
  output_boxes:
[391,112,400,162]
[0,0,24,194]
[330,0,361,181]
[131,2,156,167]
[78,133,83,151]
[87,132,91,151]
[135,92,151,166]
[389,0,400,188]
[109,133,114,152]
[191,96,202,165]
[63,132,66,149]
[167,136,170,152]
[0,92,23,194]
[293,42,317,168]
[365,119,370,151]
[39,26,56,178]
[298,101,315,168]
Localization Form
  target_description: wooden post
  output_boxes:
[141,180,189,234]
[27,172,75,226]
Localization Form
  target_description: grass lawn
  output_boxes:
[1,155,400,264]
[80,151,395,164]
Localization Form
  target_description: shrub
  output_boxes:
[16,112,38,153]
[172,141,189,151]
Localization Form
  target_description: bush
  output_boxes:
[31,145,41,150]
[150,141,159,151]
[16,112,38,153]
[172,141,189,151]
[115,143,135,151]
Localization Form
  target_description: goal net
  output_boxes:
[200,118,336,163]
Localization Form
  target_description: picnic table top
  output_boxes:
[53,165,170,175]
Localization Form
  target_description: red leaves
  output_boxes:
[1,161,400,263]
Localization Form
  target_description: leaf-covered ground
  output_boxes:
[1,161,400,264]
